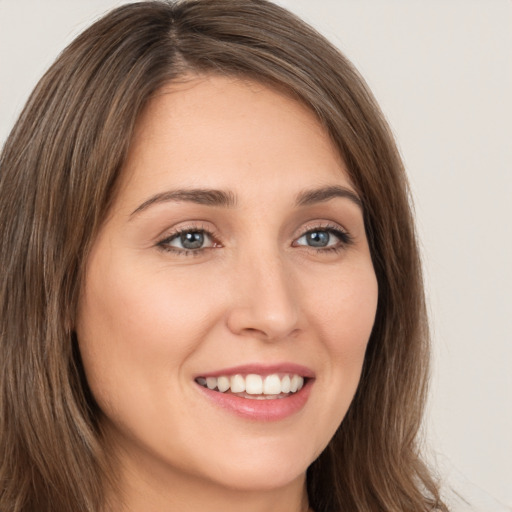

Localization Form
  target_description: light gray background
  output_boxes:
[1,0,511,508]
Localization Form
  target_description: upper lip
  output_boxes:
[196,363,315,379]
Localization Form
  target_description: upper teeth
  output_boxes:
[196,374,304,395]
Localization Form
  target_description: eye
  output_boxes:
[294,227,351,251]
[158,228,217,253]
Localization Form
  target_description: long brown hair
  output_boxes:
[0,1,446,510]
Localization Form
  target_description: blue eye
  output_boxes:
[295,228,350,250]
[159,229,214,252]
[301,231,331,247]
[178,231,207,249]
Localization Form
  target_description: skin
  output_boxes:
[76,74,378,512]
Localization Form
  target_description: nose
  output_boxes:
[225,253,301,342]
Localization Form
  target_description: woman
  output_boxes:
[0,1,447,510]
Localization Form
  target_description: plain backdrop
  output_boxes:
[1,0,511,508]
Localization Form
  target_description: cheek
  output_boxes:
[75,256,220,407]
[307,262,377,393]
[308,262,378,358]
[294,261,377,452]
[82,252,216,338]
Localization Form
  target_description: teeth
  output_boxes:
[290,374,300,393]
[281,375,291,393]
[246,374,263,394]
[196,373,305,396]
[263,374,281,395]
[217,376,230,392]
[230,374,245,393]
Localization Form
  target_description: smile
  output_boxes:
[195,373,305,399]
[194,366,314,421]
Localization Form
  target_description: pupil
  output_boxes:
[180,231,204,249]
[307,231,329,247]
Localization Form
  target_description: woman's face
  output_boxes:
[77,75,378,497]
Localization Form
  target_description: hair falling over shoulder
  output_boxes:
[0,1,448,510]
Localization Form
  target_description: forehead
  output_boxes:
[117,74,353,208]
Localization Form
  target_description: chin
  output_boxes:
[195,438,321,492]
[206,461,307,493]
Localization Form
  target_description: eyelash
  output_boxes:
[156,223,219,257]
[294,224,354,254]
[156,223,353,256]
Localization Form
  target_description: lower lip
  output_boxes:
[196,380,313,421]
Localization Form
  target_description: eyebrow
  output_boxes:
[130,184,362,218]
[130,189,237,217]
[295,185,362,210]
